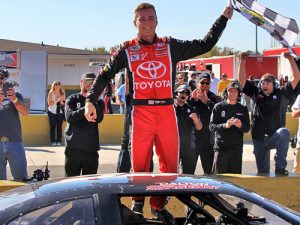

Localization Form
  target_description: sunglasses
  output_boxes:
[200,81,210,85]
[178,77,184,80]
[261,79,273,84]
[54,83,61,85]
[178,91,189,95]
[85,79,94,85]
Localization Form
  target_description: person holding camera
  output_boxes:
[0,69,28,181]
[47,80,66,146]
[209,82,250,174]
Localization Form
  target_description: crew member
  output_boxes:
[175,84,202,174]
[64,73,104,176]
[189,73,222,174]
[210,82,250,174]
[238,52,300,175]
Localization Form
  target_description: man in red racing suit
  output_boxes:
[85,3,233,223]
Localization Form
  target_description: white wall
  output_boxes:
[279,55,293,79]
[48,58,91,85]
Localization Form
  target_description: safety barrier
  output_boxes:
[21,113,298,145]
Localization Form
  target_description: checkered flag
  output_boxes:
[229,0,299,56]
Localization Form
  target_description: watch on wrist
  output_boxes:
[12,97,18,103]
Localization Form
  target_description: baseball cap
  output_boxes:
[0,69,9,79]
[198,73,210,82]
[175,84,191,94]
[81,72,96,80]
[226,82,241,92]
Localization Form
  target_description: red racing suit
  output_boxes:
[86,15,228,209]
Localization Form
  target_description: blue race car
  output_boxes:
[0,173,299,225]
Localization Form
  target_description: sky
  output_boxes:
[1,0,299,53]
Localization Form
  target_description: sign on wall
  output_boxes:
[0,51,17,69]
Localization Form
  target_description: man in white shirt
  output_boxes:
[210,72,219,94]
[291,94,300,172]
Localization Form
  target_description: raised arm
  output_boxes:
[237,53,248,88]
[283,52,300,89]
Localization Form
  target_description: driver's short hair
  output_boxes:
[134,3,157,21]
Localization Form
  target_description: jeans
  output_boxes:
[119,105,125,114]
[253,128,289,173]
[48,111,63,143]
[0,142,28,180]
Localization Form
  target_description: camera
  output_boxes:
[24,162,50,182]
[1,82,14,96]
[290,136,297,149]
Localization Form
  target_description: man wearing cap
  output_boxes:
[174,84,202,174]
[175,72,188,91]
[189,73,221,174]
[238,52,300,175]
[209,82,250,174]
[188,72,197,91]
[0,69,28,181]
[64,73,104,176]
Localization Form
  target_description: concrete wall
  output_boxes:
[21,113,298,145]
[21,114,124,145]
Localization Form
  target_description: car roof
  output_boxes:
[28,173,246,197]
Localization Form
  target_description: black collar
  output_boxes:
[137,34,157,45]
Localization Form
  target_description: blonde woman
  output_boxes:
[47,81,66,146]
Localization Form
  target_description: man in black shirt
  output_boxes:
[210,82,250,174]
[174,85,202,174]
[188,72,197,91]
[189,73,222,174]
[238,52,300,175]
[64,73,104,176]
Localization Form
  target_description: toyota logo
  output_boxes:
[136,61,166,80]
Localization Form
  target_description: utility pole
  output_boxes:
[255,0,258,54]
[255,25,258,54]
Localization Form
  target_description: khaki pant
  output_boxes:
[294,147,300,173]
[294,140,300,172]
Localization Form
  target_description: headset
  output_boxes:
[223,81,242,99]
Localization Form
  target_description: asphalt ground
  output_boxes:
[6,141,296,180]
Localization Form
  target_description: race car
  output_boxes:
[0,173,299,225]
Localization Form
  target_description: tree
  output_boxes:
[85,47,109,54]
[109,45,120,54]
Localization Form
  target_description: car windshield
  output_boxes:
[0,185,35,211]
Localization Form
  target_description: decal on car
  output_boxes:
[146,182,220,191]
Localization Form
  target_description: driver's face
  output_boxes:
[134,8,157,40]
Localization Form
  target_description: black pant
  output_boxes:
[180,144,197,174]
[116,106,155,173]
[212,147,243,174]
[48,111,63,142]
[65,147,99,177]
[196,142,214,174]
